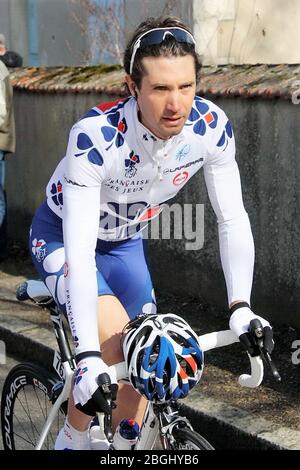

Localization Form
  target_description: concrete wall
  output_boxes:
[193,0,300,65]
[148,97,300,328]
[6,90,300,328]
[6,89,106,237]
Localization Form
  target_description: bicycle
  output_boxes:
[1,280,279,450]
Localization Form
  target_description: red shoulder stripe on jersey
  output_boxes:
[96,98,126,113]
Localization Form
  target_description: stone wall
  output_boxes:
[7,82,300,328]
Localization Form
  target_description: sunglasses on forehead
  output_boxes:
[129,27,196,75]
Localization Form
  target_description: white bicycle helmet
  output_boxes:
[121,313,204,402]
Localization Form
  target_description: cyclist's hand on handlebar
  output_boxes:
[229,303,274,357]
[73,355,118,416]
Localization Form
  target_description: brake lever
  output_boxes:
[97,376,117,443]
[249,319,281,382]
[103,408,114,443]
[103,395,117,443]
[261,348,281,382]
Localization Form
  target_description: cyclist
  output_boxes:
[29,16,274,450]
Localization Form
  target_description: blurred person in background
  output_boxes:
[0,34,16,260]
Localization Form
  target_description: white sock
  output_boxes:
[89,424,110,450]
[55,418,91,450]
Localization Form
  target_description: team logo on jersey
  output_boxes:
[173,171,189,186]
[32,238,47,262]
[74,365,88,385]
[125,151,140,178]
[217,120,233,150]
[50,180,63,209]
[186,97,218,136]
[75,133,104,166]
[176,144,191,161]
[101,112,128,151]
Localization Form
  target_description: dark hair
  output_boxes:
[123,16,202,92]
[0,50,23,67]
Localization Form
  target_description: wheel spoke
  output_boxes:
[13,389,41,446]
[11,412,36,447]
[1,367,65,450]
[12,431,37,447]
[23,385,39,443]
[168,427,214,450]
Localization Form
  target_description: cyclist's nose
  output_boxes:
[165,91,181,114]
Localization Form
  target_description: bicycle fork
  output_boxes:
[134,401,193,450]
[157,403,193,449]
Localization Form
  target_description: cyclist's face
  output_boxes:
[132,55,196,140]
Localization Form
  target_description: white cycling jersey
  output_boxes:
[45,96,254,354]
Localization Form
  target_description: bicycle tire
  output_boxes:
[167,426,214,450]
[1,362,66,450]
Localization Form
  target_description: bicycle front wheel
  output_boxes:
[1,362,66,450]
[167,426,214,450]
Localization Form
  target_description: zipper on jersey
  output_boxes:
[152,140,169,181]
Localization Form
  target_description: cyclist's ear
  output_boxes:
[125,74,137,98]
[131,85,138,99]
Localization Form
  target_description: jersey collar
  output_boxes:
[131,98,184,155]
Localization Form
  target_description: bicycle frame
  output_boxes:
[16,280,264,450]
[35,323,264,450]
[35,361,74,450]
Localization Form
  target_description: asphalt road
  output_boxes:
[1,249,300,450]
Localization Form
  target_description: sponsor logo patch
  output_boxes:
[32,239,47,262]
[173,171,189,186]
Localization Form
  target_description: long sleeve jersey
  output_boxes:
[45,96,254,354]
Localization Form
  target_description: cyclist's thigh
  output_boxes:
[30,204,156,319]
[96,235,157,320]
[29,202,67,312]
[29,203,115,314]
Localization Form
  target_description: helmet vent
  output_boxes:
[169,331,190,348]
[122,313,203,403]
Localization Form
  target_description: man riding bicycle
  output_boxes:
[29,16,274,450]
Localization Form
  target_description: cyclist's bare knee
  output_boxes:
[97,295,130,365]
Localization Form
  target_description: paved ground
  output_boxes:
[0,244,300,450]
